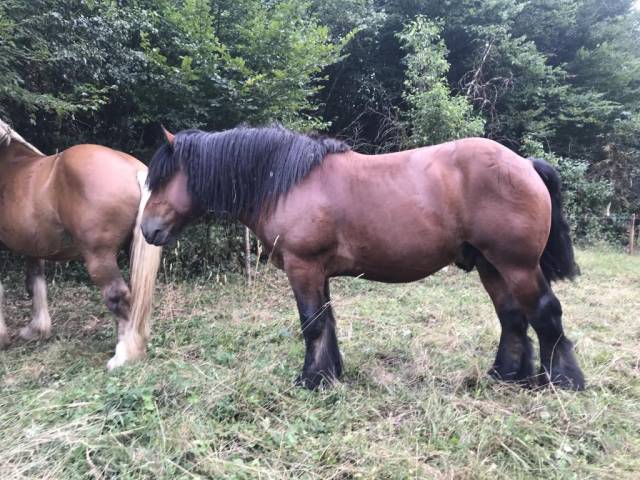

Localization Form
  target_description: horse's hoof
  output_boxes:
[0,334,10,349]
[18,325,51,341]
[488,367,535,389]
[107,339,146,370]
[107,351,138,370]
[539,340,585,391]
[294,374,322,390]
[294,371,336,390]
[107,355,125,371]
[538,368,585,391]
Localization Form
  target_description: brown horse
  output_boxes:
[141,125,585,390]
[0,119,162,369]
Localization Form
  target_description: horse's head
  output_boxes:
[141,127,199,246]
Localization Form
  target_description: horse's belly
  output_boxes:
[0,216,79,259]
[352,264,447,283]
[334,239,456,283]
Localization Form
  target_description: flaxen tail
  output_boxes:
[130,170,162,345]
[530,157,580,282]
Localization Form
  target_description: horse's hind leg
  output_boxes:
[19,259,52,341]
[502,266,585,390]
[84,250,144,369]
[0,281,9,348]
[286,258,342,390]
[477,257,534,385]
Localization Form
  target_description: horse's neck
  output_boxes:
[0,141,45,164]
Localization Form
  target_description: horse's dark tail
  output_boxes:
[530,157,580,282]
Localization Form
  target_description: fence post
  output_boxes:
[630,213,636,255]
[244,226,252,286]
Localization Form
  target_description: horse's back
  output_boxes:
[261,137,552,281]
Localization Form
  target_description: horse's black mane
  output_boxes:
[147,125,350,219]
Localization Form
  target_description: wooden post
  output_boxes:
[244,226,252,286]
[630,214,636,255]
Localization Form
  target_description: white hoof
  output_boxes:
[106,339,145,370]
[107,354,126,370]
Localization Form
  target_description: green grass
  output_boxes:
[1,249,639,479]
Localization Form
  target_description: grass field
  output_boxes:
[1,249,639,479]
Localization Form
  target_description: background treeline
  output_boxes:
[1,0,639,275]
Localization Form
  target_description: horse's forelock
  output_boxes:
[147,142,181,192]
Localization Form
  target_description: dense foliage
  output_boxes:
[0,0,340,152]
[1,0,639,258]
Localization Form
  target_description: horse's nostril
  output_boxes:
[141,221,162,244]
[141,216,174,246]
[151,229,162,243]
[143,223,168,246]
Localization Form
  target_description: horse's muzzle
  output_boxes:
[141,217,173,246]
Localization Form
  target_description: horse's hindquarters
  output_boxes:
[1,142,158,369]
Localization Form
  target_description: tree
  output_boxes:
[398,17,483,146]
[0,0,343,154]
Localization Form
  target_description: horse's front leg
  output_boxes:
[286,258,342,390]
[19,258,52,341]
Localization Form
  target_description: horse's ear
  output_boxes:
[160,125,175,146]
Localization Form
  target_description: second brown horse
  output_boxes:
[141,126,585,390]
[0,120,161,369]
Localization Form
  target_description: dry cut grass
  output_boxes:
[0,248,639,479]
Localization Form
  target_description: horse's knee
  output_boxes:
[498,304,528,333]
[26,259,46,294]
[103,282,131,319]
[529,291,563,339]
[298,315,341,388]
[295,301,342,389]
[19,261,52,340]
[104,285,146,370]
